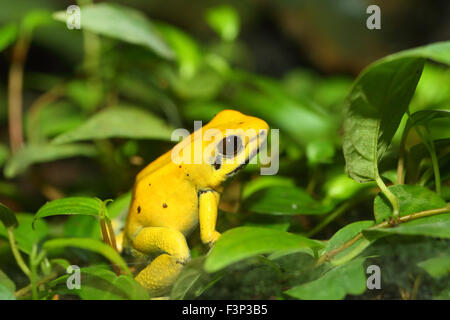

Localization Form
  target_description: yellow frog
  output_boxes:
[122,109,269,295]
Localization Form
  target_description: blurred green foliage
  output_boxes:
[0,1,449,300]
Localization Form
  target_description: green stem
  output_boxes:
[7,228,30,277]
[307,201,354,238]
[428,140,441,195]
[375,173,400,219]
[413,125,441,195]
[317,204,450,266]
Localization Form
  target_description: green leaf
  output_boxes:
[63,215,101,240]
[364,212,450,239]
[4,143,97,178]
[322,174,372,202]
[0,214,49,254]
[204,227,323,272]
[43,238,130,275]
[53,3,173,59]
[156,23,201,79]
[374,185,447,223]
[0,23,18,52]
[53,106,174,144]
[418,255,450,279]
[27,101,85,143]
[244,186,333,215]
[34,197,102,227]
[50,266,148,300]
[343,58,424,182]
[343,41,450,183]
[320,220,374,266]
[0,202,18,229]
[284,258,366,300]
[408,109,450,128]
[205,5,240,41]
[241,176,295,200]
[0,269,15,300]
[306,140,335,165]
[170,256,223,300]
[107,192,131,219]
[232,74,336,146]
[22,10,53,34]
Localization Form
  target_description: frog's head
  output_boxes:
[175,109,269,188]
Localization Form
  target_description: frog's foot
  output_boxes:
[131,227,190,297]
[206,231,221,248]
[136,253,185,297]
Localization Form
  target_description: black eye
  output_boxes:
[217,135,243,158]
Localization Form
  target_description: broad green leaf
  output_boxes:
[156,23,201,79]
[204,227,323,272]
[64,215,101,240]
[53,3,173,59]
[0,203,18,229]
[107,192,131,219]
[232,73,336,146]
[49,266,148,300]
[408,109,450,128]
[34,197,102,227]
[0,23,18,52]
[320,220,374,266]
[205,5,240,41]
[4,143,97,178]
[306,140,335,165]
[27,101,85,143]
[53,106,174,144]
[0,269,15,300]
[241,176,295,200]
[0,214,48,254]
[343,57,424,182]
[411,64,450,111]
[284,258,366,300]
[171,257,223,300]
[244,186,333,215]
[364,212,450,239]
[418,255,450,279]
[43,238,130,275]
[373,185,447,223]
[343,41,450,183]
[407,109,450,142]
[66,80,103,112]
[322,174,372,202]
[22,10,53,34]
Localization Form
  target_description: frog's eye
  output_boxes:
[217,135,243,158]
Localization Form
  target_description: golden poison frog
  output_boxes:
[122,109,269,295]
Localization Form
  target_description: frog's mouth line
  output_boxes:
[226,134,267,177]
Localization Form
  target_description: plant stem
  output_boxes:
[7,228,30,277]
[413,125,441,196]
[307,201,353,238]
[317,204,450,266]
[397,127,408,185]
[15,272,58,298]
[375,173,400,220]
[8,34,30,153]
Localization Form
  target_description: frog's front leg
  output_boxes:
[131,227,190,296]
[198,189,221,246]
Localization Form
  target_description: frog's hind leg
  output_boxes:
[131,227,190,296]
